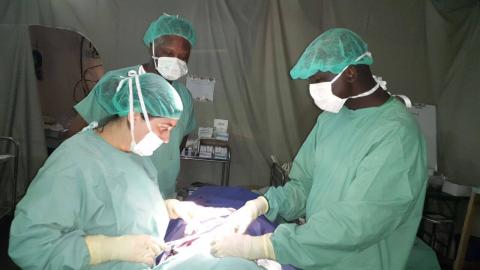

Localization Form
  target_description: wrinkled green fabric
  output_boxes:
[290,28,373,79]
[151,80,196,198]
[97,72,183,119]
[265,97,427,270]
[143,14,196,47]
[9,130,170,270]
[75,65,197,198]
[405,238,441,270]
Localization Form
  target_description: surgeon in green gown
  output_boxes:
[72,14,197,199]
[9,72,262,270]
[211,28,428,270]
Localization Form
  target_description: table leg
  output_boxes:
[225,161,231,186]
[454,192,479,270]
[221,163,226,186]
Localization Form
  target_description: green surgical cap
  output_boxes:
[97,72,183,120]
[143,14,196,47]
[290,28,373,79]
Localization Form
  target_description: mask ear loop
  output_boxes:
[331,66,348,83]
[152,42,158,66]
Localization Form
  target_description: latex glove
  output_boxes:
[165,199,234,234]
[211,233,275,260]
[85,234,165,266]
[218,196,269,235]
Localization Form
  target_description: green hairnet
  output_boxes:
[290,28,373,79]
[96,72,183,120]
[143,14,196,47]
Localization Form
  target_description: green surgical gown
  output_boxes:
[9,130,261,270]
[74,65,197,199]
[405,238,441,270]
[9,129,169,269]
[265,97,427,270]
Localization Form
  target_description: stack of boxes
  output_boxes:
[196,119,229,159]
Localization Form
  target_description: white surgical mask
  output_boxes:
[308,52,380,113]
[152,42,188,81]
[131,131,163,157]
[118,70,164,156]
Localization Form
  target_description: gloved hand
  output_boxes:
[85,234,165,266]
[165,199,234,234]
[218,196,269,235]
[211,233,276,260]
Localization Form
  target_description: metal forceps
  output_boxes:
[156,215,231,266]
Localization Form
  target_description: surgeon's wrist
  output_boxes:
[85,235,116,265]
[245,196,269,219]
[258,196,269,215]
[260,233,276,260]
[247,233,275,260]
[165,199,180,219]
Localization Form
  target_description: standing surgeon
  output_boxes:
[211,28,427,270]
[71,14,197,199]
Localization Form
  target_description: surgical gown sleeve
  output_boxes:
[184,98,197,135]
[264,125,317,221]
[9,167,90,269]
[266,123,426,269]
[174,82,197,135]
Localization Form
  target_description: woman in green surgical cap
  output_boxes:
[71,14,198,199]
[211,28,428,270]
[8,72,181,269]
[9,72,260,270]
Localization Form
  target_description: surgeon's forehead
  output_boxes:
[156,35,191,50]
[151,117,177,126]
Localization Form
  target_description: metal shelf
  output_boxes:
[0,136,19,219]
[180,154,230,163]
[180,152,231,186]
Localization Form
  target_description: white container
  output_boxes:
[442,180,472,197]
